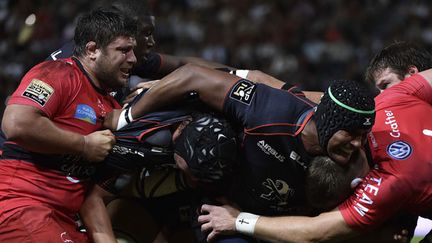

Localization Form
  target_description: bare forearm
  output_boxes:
[80,189,116,243]
[254,211,355,243]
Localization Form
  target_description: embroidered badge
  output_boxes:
[74,104,97,124]
[386,141,412,160]
[229,80,256,105]
[22,79,54,106]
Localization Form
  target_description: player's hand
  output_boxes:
[198,204,240,242]
[122,80,160,105]
[82,129,115,162]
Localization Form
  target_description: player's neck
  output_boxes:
[76,56,104,90]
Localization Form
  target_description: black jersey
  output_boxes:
[95,109,191,194]
[224,79,317,216]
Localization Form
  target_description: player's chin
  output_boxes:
[328,150,351,165]
[116,73,129,86]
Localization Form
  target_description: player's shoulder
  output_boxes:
[27,58,80,82]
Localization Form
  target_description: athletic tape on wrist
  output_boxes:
[235,212,260,236]
[126,107,134,123]
[229,70,250,79]
[116,109,129,130]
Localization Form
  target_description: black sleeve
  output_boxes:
[46,41,75,61]
[223,80,316,129]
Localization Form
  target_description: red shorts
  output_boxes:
[0,198,88,242]
[0,159,88,242]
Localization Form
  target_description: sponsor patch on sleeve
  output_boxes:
[386,140,412,160]
[229,79,256,105]
[74,104,97,124]
[22,79,54,106]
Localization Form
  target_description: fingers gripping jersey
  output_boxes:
[339,74,432,229]
[223,79,316,215]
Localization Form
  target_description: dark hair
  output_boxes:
[73,8,138,57]
[314,80,375,151]
[305,150,365,211]
[365,41,432,85]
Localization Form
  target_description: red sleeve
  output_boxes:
[391,74,432,105]
[8,60,80,119]
[338,168,408,230]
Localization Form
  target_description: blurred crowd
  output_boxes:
[1,0,432,116]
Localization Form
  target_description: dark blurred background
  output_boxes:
[1,0,432,117]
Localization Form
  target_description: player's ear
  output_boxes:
[85,41,98,60]
[407,65,419,75]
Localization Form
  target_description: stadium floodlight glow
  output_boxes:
[25,14,36,26]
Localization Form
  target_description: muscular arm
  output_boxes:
[102,64,239,129]
[104,64,322,129]
[2,104,85,154]
[254,211,356,243]
[199,204,357,243]
[80,185,117,243]
[133,64,236,115]
[2,104,115,162]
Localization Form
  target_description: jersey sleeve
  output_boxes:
[46,41,74,61]
[391,74,432,105]
[7,60,79,119]
[338,168,409,230]
[223,79,315,128]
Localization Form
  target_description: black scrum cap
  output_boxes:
[174,113,238,184]
[314,80,375,151]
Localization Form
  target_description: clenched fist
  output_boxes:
[81,129,115,162]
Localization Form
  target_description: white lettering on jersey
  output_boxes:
[257,140,286,162]
[384,110,400,138]
[352,176,382,217]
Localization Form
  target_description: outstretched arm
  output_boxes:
[198,204,356,243]
[104,64,240,130]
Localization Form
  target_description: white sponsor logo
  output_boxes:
[363,117,372,126]
[386,141,412,160]
[257,140,285,162]
[384,110,400,138]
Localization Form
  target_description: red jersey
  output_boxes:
[1,57,120,214]
[339,74,432,230]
